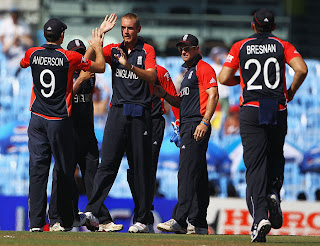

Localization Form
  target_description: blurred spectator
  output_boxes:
[297,192,307,201]
[223,104,240,135]
[209,46,229,117]
[92,86,108,116]
[210,102,224,131]
[173,67,186,93]
[154,179,164,198]
[208,179,220,197]
[92,74,111,116]
[227,182,239,197]
[315,189,320,201]
[0,8,33,76]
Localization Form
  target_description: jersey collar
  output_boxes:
[119,36,144,52]
[42,44,63,49]
[249,32,275,39]
[182,54,202,69]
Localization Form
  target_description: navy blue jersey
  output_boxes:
[180,55,217,123]
[224,33,301,107]
[72,72,95,129]
[103,37,156,109]
[21,44,91,119]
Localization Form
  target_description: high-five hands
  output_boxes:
[88,28,104,50]
[100,13,117,34]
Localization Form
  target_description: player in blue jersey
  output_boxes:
[156,34,219,235]
[21,18,105,232]
[84,13,157,233]
[219,8,308,242]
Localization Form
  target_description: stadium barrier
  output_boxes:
[1,195,320,235]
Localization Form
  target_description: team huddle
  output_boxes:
[20,8,307,243]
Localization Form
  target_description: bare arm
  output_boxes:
[73,71,95,94]
[287,56,308,102]
[153,84,180,108]
[193,86,219,141]
[219,66,240,86]
[115,47,157,83]
[87,28,105,73]
[84,46,96,61]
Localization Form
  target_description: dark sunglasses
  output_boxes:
[178,46,196,53]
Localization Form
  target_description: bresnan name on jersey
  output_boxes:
[246,44,276,55]
[115,68,139,80]
[32,56,64,66]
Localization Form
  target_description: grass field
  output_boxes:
[0,232,319,246]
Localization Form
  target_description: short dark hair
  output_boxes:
[44,32,61,42]
[255,24,273,33]
[122,13,140,27]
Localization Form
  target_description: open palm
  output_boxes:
[100,13,117,34]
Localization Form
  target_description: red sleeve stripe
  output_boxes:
[32,112,65,120]
[143,43,157,70]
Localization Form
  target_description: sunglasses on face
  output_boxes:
[178,46,196,53]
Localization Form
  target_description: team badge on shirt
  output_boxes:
[164,72,171,81]
[137,56,143,65]
[225,54,234,63]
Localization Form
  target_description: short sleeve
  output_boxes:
[20,47,38,68]
[143,44,157,70]
[67,50,92,72]
[284,41,301,64]
[103,45,112,65]
[223,43,240,70]
[158,66,178,96]
[197,60,217,90]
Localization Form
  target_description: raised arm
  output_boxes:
[100,13,117,34]
[87,28,105,73]
[85,13,117,61]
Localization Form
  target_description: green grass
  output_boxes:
[0,232,319,246]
